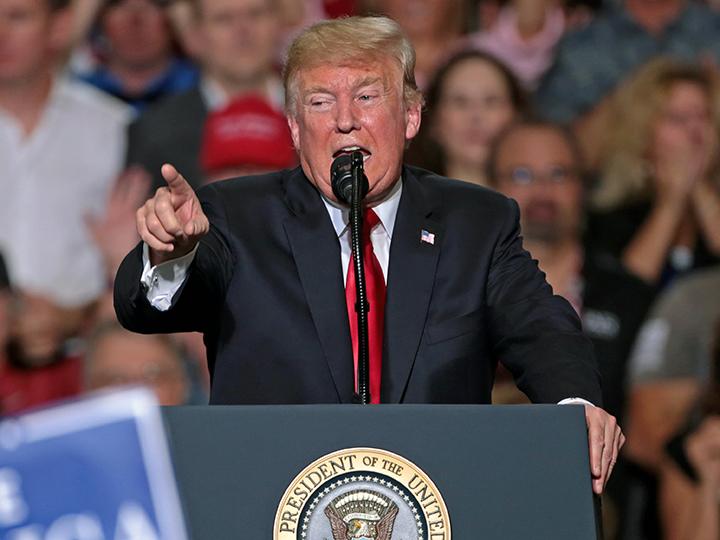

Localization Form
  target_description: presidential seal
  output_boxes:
[274,448,451,540]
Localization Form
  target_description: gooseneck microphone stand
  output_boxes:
[331,151,371,404]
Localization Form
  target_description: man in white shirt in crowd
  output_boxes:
[0,0,129,361]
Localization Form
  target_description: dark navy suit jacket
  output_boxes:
[114,165,602,405]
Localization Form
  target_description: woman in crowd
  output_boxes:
[588,58,720,286]
[466,0,567,90]
[407,50,527,187]
[659,320,720,540]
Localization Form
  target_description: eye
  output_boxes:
[509,167,533,185]
[548,166,574,183]
[308,97,333,110]
[445,95,471,108]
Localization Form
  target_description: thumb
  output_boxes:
[161,163,193,198]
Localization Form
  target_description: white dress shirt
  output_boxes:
[0,77,129,306]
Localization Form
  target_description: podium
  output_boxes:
[163,404,600,539]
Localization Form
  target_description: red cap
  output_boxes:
[200,95,296,175]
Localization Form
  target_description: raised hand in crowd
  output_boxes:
[589,59,720,285]
[623,97,720,283]
[9,293,89,365]
[661,416,720,540]
[86,166,151,281]
[138,164,209,266]
[686,416,720,489]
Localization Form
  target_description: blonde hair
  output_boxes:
[282,16,423,116]
[592,58,720,210]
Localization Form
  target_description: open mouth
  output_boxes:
[332,145,371,160]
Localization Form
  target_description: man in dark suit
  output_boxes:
[115,15,623,494]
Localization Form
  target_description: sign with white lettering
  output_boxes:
[0,387,187,540]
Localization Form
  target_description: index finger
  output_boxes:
[161,163,193,197]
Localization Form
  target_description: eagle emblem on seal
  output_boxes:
[324,489,399,540]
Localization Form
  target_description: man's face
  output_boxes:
[381,0,450,38]
[196,0,279,89]
[494,126,583,244]
[287,59,421,204]
[0,0,66,85]
[86,331,187,406]
[101,0,171,70]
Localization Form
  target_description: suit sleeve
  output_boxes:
[113,184,234,334]
[486,198,603,405]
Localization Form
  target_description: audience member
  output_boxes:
[85,166,151,320]
[622,266,720,539]
[466,0,566,90]
[83,320,191,405]
[407,50,526,187]
[275,0,328,61]
[0,0,130,344]
[126,0,283,190]
[536,0,720,126]
[626,266,720,471]
[200,94,296,182]
[370,0,467,89]
[587,58,720,286]
[76,0,198,114]
[658,320,720,540]
[488,119,654,420]
[0,289,84,416]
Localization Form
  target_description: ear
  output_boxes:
[404,100,422,141]
[287,113,301,151]
[48,7,73,53]
[167,2,203,60]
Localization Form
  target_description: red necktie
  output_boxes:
[346,208,386,404]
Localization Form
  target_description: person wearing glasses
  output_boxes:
[487,119,655,423]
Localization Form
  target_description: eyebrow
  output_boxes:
[353,76,384,90]
[302,76,385,97]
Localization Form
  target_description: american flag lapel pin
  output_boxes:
[420,229,435,245]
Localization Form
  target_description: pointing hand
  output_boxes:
[136,164,209,265]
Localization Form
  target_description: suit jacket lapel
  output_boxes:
[382,167,443,403]
[282,168,355,403]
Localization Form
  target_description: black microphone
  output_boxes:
[331,151,368,205]
[330,150,372,404]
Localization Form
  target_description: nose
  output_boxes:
[335,97,360,133]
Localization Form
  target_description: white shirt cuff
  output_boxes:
[140,243,198,311]
[557,397,596,407]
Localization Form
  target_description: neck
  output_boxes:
[210,70,272,100]
[0,71,54,136]
[625,0,684,34]
[106,56,172,96]
[515,0,548,40]
[524,238,582,292]
[445,161,488,187]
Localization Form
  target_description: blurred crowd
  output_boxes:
[0,0,719,538]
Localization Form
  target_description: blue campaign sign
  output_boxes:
[0,387,188,540]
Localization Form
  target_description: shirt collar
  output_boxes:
[322,177,403,239]
[200,74,286,112]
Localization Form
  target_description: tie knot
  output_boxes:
[364,208,381,234]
